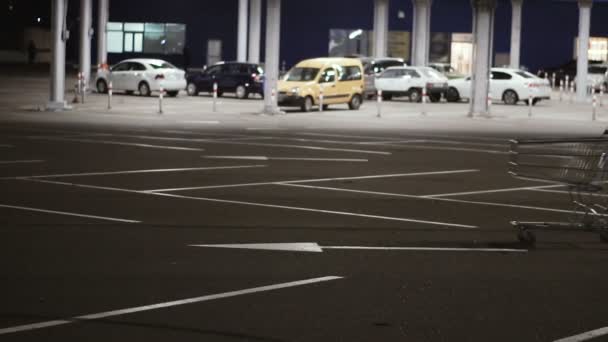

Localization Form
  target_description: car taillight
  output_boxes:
[252,74,263,82]
[426,83,433,88]
[527,83,541,88]
[155,74,165,80]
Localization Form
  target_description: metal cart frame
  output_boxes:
[508,138,608,246]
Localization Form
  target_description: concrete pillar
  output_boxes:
[509,0,522,69]
[47,0,69,111]
[237,0,249,61]
[411,0,432,66]
[262,0,282,114]
[373,0,389,58]
[248,0,262,63]
[576,0,593,102]
[97,0,109,69]
[79,0,93,86]
[469,0,497,117]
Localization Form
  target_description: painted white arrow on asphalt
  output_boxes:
[189,243,527,253]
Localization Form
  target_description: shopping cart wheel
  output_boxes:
[517,229,536,246]
[600,230,608,244]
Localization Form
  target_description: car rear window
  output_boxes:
[148,61,177,69]
[420,68,444,79]
[515,71,534,78]
[285,67,320,81]
[589,66,608,74]
[365,60,404,74]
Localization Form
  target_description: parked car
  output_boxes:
[538,59,604,86]
[428,63,465,79]
[446,68,551,105]
[360,57,407,98]
[186,61,264,99]
[96,58,186,97]
[374,66,448,102]
[278,57,364,112]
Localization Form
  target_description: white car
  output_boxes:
[374,66,448,102]
[588,64,608,91]
[447,68,551,105]
[95,58,186,97]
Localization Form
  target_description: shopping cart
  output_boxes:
[508,138,608,246]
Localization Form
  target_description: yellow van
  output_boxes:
[278,58,364,112]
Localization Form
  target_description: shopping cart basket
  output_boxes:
[508,138,608,246]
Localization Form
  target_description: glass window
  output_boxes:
[589,66,608,74]
[404,69,420,78]
[340,66,362,81]
[124,23,144,32]
[107,22,123,31]
[319,68,336,83]
[124,33,133,52]
[145,23,165,33]
[144,31,164,54]
[130,62,146,71]
[205,65,223,75]
[133,33,143,52]
[111,62,129,72]
[164,24,186,54]
[491,71,513,80]
[148,61,177,69]
[107,31,123,53]
[420,68,444,79]
[515,71,533,79]
[285,68,320,82]
[380,69,400,78]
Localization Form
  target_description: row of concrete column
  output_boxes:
[49,0,595,115]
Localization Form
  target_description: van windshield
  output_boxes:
[285,68,320,82]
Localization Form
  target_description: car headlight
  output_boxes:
[291,87,300,94]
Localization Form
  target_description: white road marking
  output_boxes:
[4,165,266,180]
[424,184,566,198]
[152,192,478,229]
[28,137,205,151]
[179,120,221,124]
[190,242,527,253]
[144,169,479,193]
[246,127,286,131]
[0,276,343,336]
[77,133,392,155]
[0,160,45,165]
[281,183,577,215]
[203,156,368,162]
[553,327,608,342]
[21,178,477,228]
[0,204,140,223]
[372,143,507,154]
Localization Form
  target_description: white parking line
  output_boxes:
[179,120,221,125]
[0,160,45,165]
[144,169,480,193]
[0,204,140,223]
[74,133,392,155]
[4,165,266,180]
[423,184,566,198]
[28,137,205,151]
[553,326,608,342]
[281,183,576,215]
[0,276,343,336]
[202,156,368,162]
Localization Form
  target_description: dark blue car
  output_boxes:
[186,61,265,99]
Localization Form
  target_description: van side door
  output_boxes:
[318,67,339,104]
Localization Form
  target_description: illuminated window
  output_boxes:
[107,22,186,54]
[574,37,608,62]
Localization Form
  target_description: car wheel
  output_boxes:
[138,82,151,97]
[502,90,519,105]
[186,83,199,96]
[322,104,329,111]
[348,94,362,110]
[429,94,441,103]
[167,91,179,97]
[301,96,313,112]
[409,89,422,103]
[383,94,393,101]
[96,79,108,94]
[235,85,248,99]
[446,87,460,102]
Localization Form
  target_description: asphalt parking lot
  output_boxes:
[2,76,608,341]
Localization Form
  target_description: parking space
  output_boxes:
[2,113,608,342]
